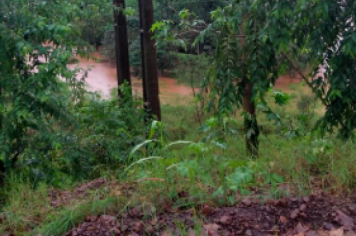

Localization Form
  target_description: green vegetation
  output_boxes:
[1,0,356,235]
[3,85,356,235]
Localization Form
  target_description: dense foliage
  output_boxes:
[0,0,145,185]
[153,0,356,153]
[2,1,356,235]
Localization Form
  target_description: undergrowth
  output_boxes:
[1,84,356,236]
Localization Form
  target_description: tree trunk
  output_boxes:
[0,160,4,186]
[240,20,259,156]
[0,75,3,185]
[138,0,148,117]
[113,0,132,98]
[138,0,161,121]
[242,82,259,156]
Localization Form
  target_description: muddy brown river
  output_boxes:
[67,53,196,105]
[68,52,301,105]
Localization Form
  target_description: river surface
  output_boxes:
[68,53,301,104]
[67,53,196,105]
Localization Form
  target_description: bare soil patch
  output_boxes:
[47,180,356,236]
[61,191,356,236]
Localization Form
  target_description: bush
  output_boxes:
[2,85,146,186]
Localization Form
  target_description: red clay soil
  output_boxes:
[44,179,356,236]
[1,179,356,236]
[274,74,302,90]
[61,192,356,236]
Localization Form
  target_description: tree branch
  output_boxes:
[281,52,348,130]
[281,52,327,107]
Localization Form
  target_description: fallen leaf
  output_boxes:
[323,222,335,230]
[290,209,300,219]
[299,204,307,211]
[344,231,356,236]
[0,233,14,236]
[160,231,172,236]
[101,215,115,221]
[201,205,215,216]
[329,227,344,236]
[295,223,309,234]
[132,221,144,232]
[279,215,288,224]
[203,223,221,236]
[219,215,232,225]
[305,230,319,236]
[203,223,220,231]
[276,198,288,207]
[188,229,196,236]
[109,227,121,235]
[242,198,252,206]
[335,210,354,230]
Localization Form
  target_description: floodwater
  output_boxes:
[68,53,195,104]
[68,52,302,104]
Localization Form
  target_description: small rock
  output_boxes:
[303,197,310,203]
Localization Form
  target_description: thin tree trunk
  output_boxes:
[0,161,4,186]
[138,0,148,116]
[242,83,259,156]
[0,84,4,185]
[139,0,161,121]
[113,0,132,98]
[240,19,259,156]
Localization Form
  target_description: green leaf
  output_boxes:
[128,139,157,161]
[123,156,163,175]
[151,21,166,32]
[164,140,197,149]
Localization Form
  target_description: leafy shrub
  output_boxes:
[2,84,146,186]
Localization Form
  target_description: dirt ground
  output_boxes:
[61,193,356,236]
[2,179,355,236]
[45,180,356,236]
